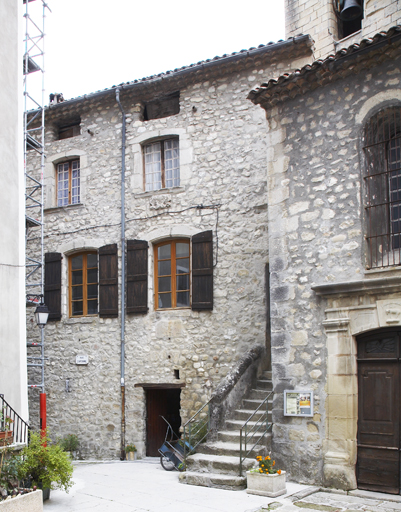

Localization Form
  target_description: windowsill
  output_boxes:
[334,29,362,46]
[134,187,185,199]
[365,265,401,276]
[153,308,192,317]
[44,203,84,213]
[64,316,98,324]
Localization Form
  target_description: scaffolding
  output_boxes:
[23,0,51,395]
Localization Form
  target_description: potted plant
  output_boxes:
[17,430,73,501]
[246,454,286,497]
[0,412,13,447]
[60,434,80,459]
[125,444,137,461]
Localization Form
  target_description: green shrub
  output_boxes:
[17,430,73,492]
[59,434,79,453]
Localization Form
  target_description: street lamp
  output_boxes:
[34,302,49,328]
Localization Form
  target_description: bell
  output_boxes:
[340,0,363,20]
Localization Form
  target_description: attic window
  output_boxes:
[58,122,81,140]
[143,93,180,121]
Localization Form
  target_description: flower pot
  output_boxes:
[126,451,136,461]
[0,430,13,447]
[246,471,286,497]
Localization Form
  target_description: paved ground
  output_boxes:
[42,459,401,512]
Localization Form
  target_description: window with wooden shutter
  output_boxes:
[98,244,118,318]
[192,231,213,310]
[127,240,148,314]
[69,252,98,317]
[44,252,62,321]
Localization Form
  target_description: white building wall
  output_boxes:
[0,0,28,420]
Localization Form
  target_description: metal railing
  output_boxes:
[0,395,30,446]
[182,398,212,464]
[239,391,272,476]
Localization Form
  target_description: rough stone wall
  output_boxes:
[265,55,401,484]
[26,52,309,459]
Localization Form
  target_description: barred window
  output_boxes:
[364,107,401,268]
[144,138,180,191]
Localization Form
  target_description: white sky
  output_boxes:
[25,0,285,103]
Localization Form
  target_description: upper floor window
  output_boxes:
[57,159,80,206]
[143,92,180,121]
[364,106,401,268]
[154,239,190,309]
[69,252,98,316]
[58,123,80,140]
[144,138,180,192]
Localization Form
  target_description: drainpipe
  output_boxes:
[116,87,126,461]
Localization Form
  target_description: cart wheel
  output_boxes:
[160,452,176,471]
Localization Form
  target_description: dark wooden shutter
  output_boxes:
[99,244,118,318]
[127,240,148,314]
[192,231,213,310]
[44,252,62,321]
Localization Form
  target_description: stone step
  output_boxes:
[217,429,272,445]
[260,370,272,380]
[195,441,266,458]
[242,398,273,410]
[225,418,272,431]
[179,470,247,490]
[248,388,273,400]
[233,408,272,422]
[256,379,273,390]
[185,452,255,475]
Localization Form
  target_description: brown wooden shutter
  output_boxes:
[44,252,62,321]
[99,244,118,318]
[127,240,148,314]
[192,231,213,310]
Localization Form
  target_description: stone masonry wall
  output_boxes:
[264,55,401,484]
[26,51,310,459]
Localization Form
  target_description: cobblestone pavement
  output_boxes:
[258,489,401,512]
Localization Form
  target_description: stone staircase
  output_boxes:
[179,370,273,490]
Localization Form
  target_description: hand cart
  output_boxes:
[158,416,192,471]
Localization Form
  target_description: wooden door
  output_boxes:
[357,330,400,494]
[145,388,181,456]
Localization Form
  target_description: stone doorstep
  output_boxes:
[196,440,266,457]
[179,470,246,490]
[186,452,255,474]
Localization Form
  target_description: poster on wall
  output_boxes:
[284,391,313,417]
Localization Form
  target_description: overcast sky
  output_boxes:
[25,0,285,103]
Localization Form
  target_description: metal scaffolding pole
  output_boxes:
[23,0,51,405]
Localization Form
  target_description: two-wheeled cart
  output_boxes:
[158,416,192,471]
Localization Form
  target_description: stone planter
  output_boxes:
[0,490,43,511]
[246,471,286,497]
[126,452,137,461]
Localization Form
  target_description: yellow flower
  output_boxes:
[259,469,262,473]
[256,456,262,461]
[277,470,282,475]
[266,456,271,460]
[273,460,275,466]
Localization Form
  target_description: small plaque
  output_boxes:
[76,355,89,365]
[284,390,313,417]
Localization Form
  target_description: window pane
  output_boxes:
[72,301,83,316]
[158,260,171,276]
[87,284,98,299]
[164,139,180,188]
[176,243,189,257]
[158,244,171,259]
[71,255,83,270]
[177,274,189,291]
[87,299,98,315]
[176,258,189,274]
[72,270,82,285]
[87,268,97,284]
[177,291,190,307]
[72,286,83,300]
[145,142,162,191]
[158,293,171,309]
[158,276,171,292]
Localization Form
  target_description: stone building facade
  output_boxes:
[250,19,401,494]
[26,39,312,459]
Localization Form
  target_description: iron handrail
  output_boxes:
[0,395,30,446]
[239,391,273,476]
[182,397,212,466]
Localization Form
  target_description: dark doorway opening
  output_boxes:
[145,388,181,456]
[357,328,401,494]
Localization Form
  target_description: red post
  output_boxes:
[40,393,46,443]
